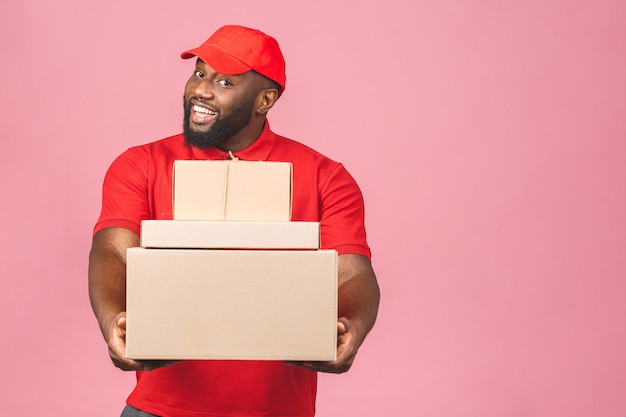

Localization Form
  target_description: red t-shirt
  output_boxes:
[94,122,370,417]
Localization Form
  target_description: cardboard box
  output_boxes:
[173,160,292,221]
[140,220,320,249]
[126,248,338,360]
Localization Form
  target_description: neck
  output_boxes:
[216,119,266,153]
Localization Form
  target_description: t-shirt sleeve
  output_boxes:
[318,163,371,258]
[93,147,149,236]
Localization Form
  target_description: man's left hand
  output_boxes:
[285,317,359,374]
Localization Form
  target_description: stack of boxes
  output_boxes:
[125,160,338,361]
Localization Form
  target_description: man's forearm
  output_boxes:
[338,274,379,342]
[88,227,139,339]
[337,254,380,346]
[88,246,127,338]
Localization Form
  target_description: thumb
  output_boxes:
[116,313,127,330]
[337,317,350,335]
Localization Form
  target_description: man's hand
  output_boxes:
[285,253,380,374]
[106,312,178,372]
[286,317,360,373]
[90,227,178,372]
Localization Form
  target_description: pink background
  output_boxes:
[2,1,625,415]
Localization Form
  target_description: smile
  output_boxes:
[193,104,218,115]
[189,102,219,127]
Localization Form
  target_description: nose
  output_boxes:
[188,77,214,99]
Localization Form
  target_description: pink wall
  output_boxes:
[2,1,625,415]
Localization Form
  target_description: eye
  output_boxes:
[194,70,204,78]
[218,79,233,87]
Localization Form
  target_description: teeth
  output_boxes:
[193,105,217,115]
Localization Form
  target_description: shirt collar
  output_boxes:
[190,121,275,161]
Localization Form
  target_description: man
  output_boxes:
[89,25,380,417]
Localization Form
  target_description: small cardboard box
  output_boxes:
[173,160,292,221]
[126,248,338,360]
[140,220,320,249]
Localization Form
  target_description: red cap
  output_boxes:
[181,25,286,94]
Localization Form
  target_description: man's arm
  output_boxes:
[289,253,380,373]
[88,227,176,371]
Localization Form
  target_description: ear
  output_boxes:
[255,89,279,115]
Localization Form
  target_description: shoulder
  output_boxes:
[270,134,341,171]
[126,133,186,157]
[110,134,187,167]
[270,132,361,195]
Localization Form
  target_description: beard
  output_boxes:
[183,96,255,149]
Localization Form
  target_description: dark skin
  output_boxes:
[88,61,380,374]
[185,59,278,152]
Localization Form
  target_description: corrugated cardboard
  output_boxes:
[173,160,292,221]
[140,220,320,249]
[126,248,338,360]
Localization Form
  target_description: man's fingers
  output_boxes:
[140,360,181,371]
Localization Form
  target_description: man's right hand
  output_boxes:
[90,227,179,372]
[106,312,179,371]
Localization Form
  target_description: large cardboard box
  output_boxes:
[173,160,292,221]
[126,248,338,360]
[140,220,320,249]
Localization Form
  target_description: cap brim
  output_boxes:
[181,45,251,75]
